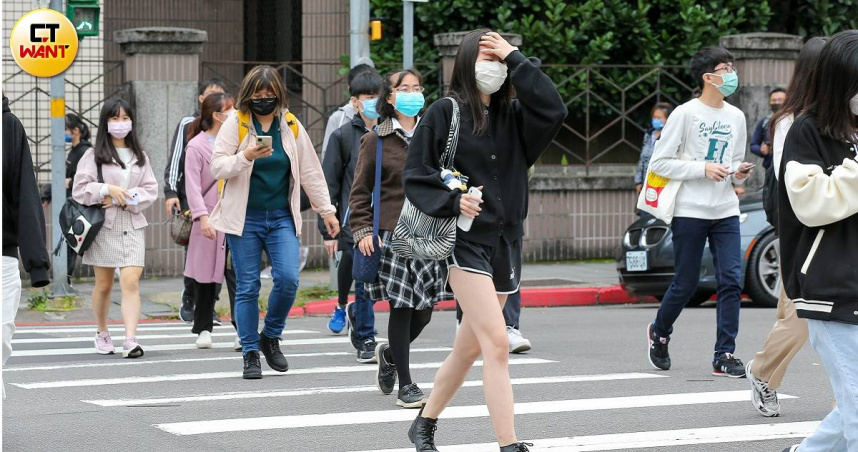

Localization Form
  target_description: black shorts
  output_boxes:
[447,236,522,294]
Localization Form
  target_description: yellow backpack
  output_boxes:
[217,109,300,197]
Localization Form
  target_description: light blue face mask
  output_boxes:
[360,98,380,120]
[651,118,665,130]
[711,71,739,97]
[64,132,73,143]
[394,92,425,118]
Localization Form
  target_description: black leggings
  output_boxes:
[191,282,218,334]
[337,246,355,307]
[384,304,433,389]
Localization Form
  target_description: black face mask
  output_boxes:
[770,103,783,113]
[250,98,278,116]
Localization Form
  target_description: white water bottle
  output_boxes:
[457,186,482,232]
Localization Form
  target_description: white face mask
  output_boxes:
[850,93,858,116]
[475,61,508,95]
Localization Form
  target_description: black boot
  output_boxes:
[243,351,262,379]
[259,333,289,372]
[408,407,439,451]
[500,442,533,452]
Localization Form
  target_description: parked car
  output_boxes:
[617,192,779,307]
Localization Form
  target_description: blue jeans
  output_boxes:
[353,281,376,341]
[799,320,858,451]
[653,216,742,360]
[227,208,300,354]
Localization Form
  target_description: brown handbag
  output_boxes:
[170,209,193,246]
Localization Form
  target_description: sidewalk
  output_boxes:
[15,261,650,325]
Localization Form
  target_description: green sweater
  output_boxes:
[248,115,291,211]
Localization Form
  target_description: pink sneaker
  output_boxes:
[94,331,115,355]
[122,337,144,359]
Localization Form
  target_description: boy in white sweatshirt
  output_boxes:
[646,46,755,377]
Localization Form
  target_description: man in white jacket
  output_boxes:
[645,47,754,377]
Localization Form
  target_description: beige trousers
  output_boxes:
[750,287,809,389]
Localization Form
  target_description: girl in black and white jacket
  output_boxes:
[778,30,858,452]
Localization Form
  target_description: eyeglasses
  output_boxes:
[712,64,736,74]
[395,86,424,94]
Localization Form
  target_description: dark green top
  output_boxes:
[248,115,291,211]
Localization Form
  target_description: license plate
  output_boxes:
[626,251,648,272]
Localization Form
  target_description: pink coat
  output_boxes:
[183,133,225,284]
[72,148,158,230]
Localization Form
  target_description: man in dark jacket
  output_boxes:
[163,79,226,323]
[319,71,382,362]
[2,96,51,388]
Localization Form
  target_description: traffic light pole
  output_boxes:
[403,1,414,69]
[49,0,74,297]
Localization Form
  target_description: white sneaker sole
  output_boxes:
[509,340,532,354]
[196,342,213,349]
[397,398,427,408]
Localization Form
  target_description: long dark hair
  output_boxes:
[448,29,514,137]
[188,92,235,140]
[94,98,146,167]
[807,31,858,144]
[770,37,829,141]
[377,68,423,120]
[65,113,91,141]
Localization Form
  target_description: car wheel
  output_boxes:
[746,233,780,308]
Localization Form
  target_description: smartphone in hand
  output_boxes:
[256,135,273,149]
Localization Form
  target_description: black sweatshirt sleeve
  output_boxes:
[506,51,568,167]
[164,119,191,199]
[318,128,345,240]
[402,100,463,218]
[16,134,51,287]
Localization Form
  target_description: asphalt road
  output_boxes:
[2,304,833,452]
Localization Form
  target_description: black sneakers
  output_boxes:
[259,333,289,372]
[500,443,534,452]
[647,322,671,371]
[346,302,361,350]
[397,383,427,408]
[357,338,377,364]
[243,351,262,379]
[375,342,396,395]
[180,298,194,324]
[408,407,439,452]
[712,353,746,378]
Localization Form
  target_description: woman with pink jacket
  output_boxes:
[73,98,158,358]
[209,66,339,379]
[183,92,235,349]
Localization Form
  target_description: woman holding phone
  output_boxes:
[209,65,339,379]
[73,98,158,358]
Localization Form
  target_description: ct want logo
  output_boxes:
[10,8,79,78]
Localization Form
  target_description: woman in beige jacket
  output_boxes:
[209,66,339,379]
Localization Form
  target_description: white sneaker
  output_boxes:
[195,331,213,349]
[233,332,241,351]
[299,247,309,272]
[507,326,532,354]
[260,266,273,279]
[746,360,780,417]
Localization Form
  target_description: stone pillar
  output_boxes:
[114,27,207,191]
[720,33,802,187]
[434,32,522,88]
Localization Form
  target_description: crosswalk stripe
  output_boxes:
[12,358,554,389]
[83,373,665,407]
[153,390,798,436]
[11,330,316,344]
[350,421,820,452]
[10,337,361,357]
[4,347,454,373]
[12,324,248,335]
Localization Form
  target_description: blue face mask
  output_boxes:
[360,98,380,120]
[394,92,425,118]
[711,71,739,97]
[651,118,665,130]
[64,132,73,143]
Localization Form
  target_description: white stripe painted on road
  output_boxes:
[13,323,212,333]
[13,358,554,389]
[10,337,359,358]
[350,421,819,452]
[153,390,798,436]
[12,325,314,343]
[84,373,665,407]
[11,330,318,344]
[4,347,453,373]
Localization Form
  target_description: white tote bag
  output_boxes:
[636,170,682,224]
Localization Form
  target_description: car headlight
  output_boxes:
[739,213,749,224]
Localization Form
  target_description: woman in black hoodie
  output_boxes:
[402,30,567,452]
[778,30,858,452]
